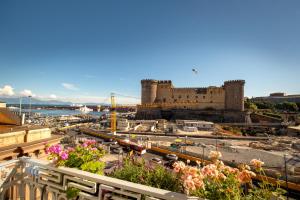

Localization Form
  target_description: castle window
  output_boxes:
[163,98,166,103]
[210,101,213,103]
[196,100,198,103]
[179,95,182,98]
[210,91,213,95]
[196,96,198,98]
[172,95,174,98]
[187,95,189,98]
[174,99,177,103]
[203,96,205,99]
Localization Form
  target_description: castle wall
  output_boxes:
[155,81,173,103]
[141,80,158,104]
[139,79,245,119]
[155,84,225,110]
[224,80,245,111]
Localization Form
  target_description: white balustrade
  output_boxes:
[0,157,201,200]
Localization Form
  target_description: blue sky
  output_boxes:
[0,0,300,103]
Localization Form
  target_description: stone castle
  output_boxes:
[136,79,246,122]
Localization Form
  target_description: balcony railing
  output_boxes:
[0,157,200,200]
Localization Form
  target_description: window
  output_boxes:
[203,96,205,99]
[179,95,182,98]
[187,95,189,98]
[196,96,198,98]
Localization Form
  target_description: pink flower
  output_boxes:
[250,159,264,170]
[193,177,205,190]
[218,172,226,180]
[67,147,75,152]
[209,151,222,160]
[201,164,219,178]
[237,170,256,184]
[183,175,196,194]
[60,151,69,160]
[82,143,88,148]
[222,166,239,174]
[45,147,49,154]
[173,161,186,173]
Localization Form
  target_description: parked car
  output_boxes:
[104,161,115,169]
[165,154,178,161]
[150,157,162,164]
[112,147,123,154]
[164,160,176,169]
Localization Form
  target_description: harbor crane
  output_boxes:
[109,92,140,134]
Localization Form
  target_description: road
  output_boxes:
[67,130,165,165]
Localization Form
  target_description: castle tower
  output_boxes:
[141,79,158,104]
[224,80,245,111]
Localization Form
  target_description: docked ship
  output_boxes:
[77,105,93,113]
[102,108,110,112]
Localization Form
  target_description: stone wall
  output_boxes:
[0,130,26,147]
[25,128,51,142]
[0,102,6,108]
[0,127,52,148]
[135,108,246,122]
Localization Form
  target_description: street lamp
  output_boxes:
[28,95,32,118]
[284,154,289,200]
[199,143,206,165]
[19,97,22,116]
[185,136,188,152]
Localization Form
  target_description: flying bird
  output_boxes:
[192,68,198,74]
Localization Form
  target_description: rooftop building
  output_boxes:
[252,93,300,103]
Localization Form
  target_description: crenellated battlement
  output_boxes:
[157,80,172,84]
[172,87,208,90]
[141,79,158,83]
[224,80,245,85]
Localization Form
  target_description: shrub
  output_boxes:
[46,139,105,174]
[110,158,181,192]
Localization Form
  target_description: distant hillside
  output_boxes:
[0,97,111,106]
[0,97,72,105]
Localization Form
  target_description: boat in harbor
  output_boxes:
[77,105,93,113]
[8,106,19,110]
[103,108,110,112]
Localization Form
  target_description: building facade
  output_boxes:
[137,79,246,122]
[252,93,300,103]
[0,101,6,108]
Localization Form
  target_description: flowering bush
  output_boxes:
[46,139,105,174]
[110,157,181,192]
[172,152,286,200]
[47,141,285,199]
